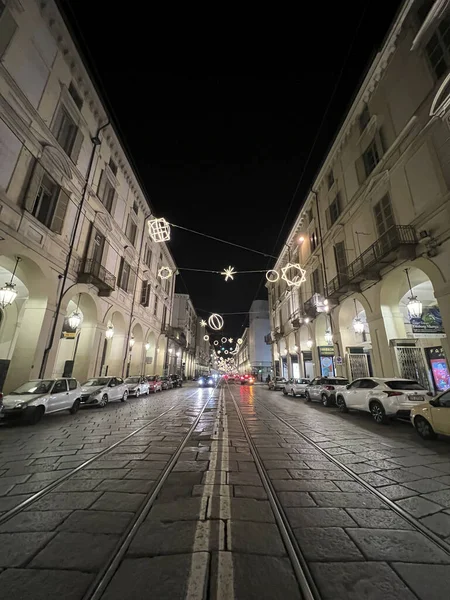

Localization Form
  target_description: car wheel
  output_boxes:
[25,406,45,425]
[322,394,332,407]
[69,399,80,415]
[291,389,296,397]
[135,389,140,398]
[336,395,348,413]
[99,394,108,408]
[414,416,437,440]
[370,400,388,424]
[121,391,128,402]
[283,389,288,395]
[305,391,311,403]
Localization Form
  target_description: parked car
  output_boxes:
[147,376,162,393]
[305,377,350,406]
[283,378,310,397]
[160,376,173,390]
[335,377,433,424]
[169,374,183,388]
[240,374,255,385]
[268,377,287,391]
[411,388,450,439]
[80,376,128,408]
[125,376,149,397]
[1,378,81,424]
[198,376,214,387]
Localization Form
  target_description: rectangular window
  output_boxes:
[359,105,370,133]
[310,229,318,251]
[328,193,341,226]
[312,267,323,295]
[327,170,334,189]
[143,244,152,268]
[103,179,115,212]
[126,215,137,245]
[334,241,347,280]
[140,280,150,306]
[307,208,313,224]
[68,82,83,110]
[118,258,131,291]
[132,200,138,214]
[108,158,118,176]
[53,106,77,156]
[374,194,395,237]
[153,295,158,316]
[162,305,167,327]
[362,140,380,177]
[0,3,17,59]
[424,15,450,79]
[32,173,58,228]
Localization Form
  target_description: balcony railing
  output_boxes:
[78,259,115,297]
[326,225,417,299]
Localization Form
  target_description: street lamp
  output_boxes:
[129,336,135,349]
[0,256,21,309]
[68,294,82,330]
[404,268,423,318]
[353,299,365,334]
[145,343,150,351]
[306,338,313,349]
[324,330,333,345]
[105,325,114,339]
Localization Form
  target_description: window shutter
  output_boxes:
[325,206,331,230]
[51,105,65,139]
[70,128,84,164]
[50,189,70,234]
[110,190,118,216]
[23,160,45,213]
[128,266,136,294]
[355,155,366,184]
[118,258,125,288]
[97,169,107,201]
[0,8,17,58]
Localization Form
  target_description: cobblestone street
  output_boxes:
[1,382,450,599]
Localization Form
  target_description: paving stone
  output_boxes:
[27,492,102,511]
[263,460,309,470]
[58,510,133,534]
[358,472,394,487]
[420,512,450,537]
[210,552,301,600]
[128,520,223,555]
[72,469,129,479]
[396,496,442,518]
[288,469,351,481]
[208,497,275,522]
[85,460,131,470]
[54,479,100,492]
[404,479,450,493]
[346,508,413,529]
[347,528,450,563]
[346,462,381,474]
[95,479,154,494]
[30,532,119,572]
[0,474,31,486]
[380,469,423,483]
[0,481,15,496]
[125,469,161,480]
[228,521,285,556]
[0,494,32,511]
[273,479,339,492]
[421,489,450,508]
[0,510,70,532]
[234,486,267,499]
[377,484,417,500]
[333,481,367,492]
[172,461,209,472]
[310,561,417,600]
[202,471,227,485]
[287,506,356,528]
[392,562,450,600]
[29,470,71,482]
[310,491,384,509]
[0,568,93,600]
[90,491,146,512]
[237,462,258,472]
[193,484,233,496]
[101,554,209,600]
[0,532,55,567]
[294,527,363,561]
[148,497,206,521]
[155,485,196,502]
[227,473,262,486]
[277,492,316,507]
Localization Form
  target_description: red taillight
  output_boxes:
[384,391,403,397]
[324,385,335,390]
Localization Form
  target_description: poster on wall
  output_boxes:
[410,306,446,337]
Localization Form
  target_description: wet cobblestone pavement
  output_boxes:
[0,382,450,599]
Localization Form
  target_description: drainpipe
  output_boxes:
[39,120,110,378]
[121,212,152,377]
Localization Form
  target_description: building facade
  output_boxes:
[0,0,177,392]
[167,293,197,378]
[236,300,272,381]
[268,0,450,394]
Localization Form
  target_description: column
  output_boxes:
[366,312,396,377]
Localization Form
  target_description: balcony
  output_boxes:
[289,309,301,329]
[325,226,417,300]
[264,333,273,345]
[78,259,115,297]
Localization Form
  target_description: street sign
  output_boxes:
[336,356,343,365]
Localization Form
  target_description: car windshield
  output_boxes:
[148,376,158,381]
[125,377,139,384]
[325,379,349,385]
[83,378,110,387]
[276,377,286,381]
[11,380,54,395]
[386,380,426,391]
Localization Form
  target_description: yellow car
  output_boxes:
[410,390,450,439]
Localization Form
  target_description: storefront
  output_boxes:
[318,346,335,377]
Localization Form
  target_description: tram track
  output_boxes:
[0,387,202,525]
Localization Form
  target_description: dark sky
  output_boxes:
[57,1,403,337]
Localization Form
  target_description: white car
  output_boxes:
[283,378,311,397]
[0,378,81,424]
[125,376,149,397]
[335,377,433,423]
[80,376,128,408]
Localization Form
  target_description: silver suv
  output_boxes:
[305,376,350,407]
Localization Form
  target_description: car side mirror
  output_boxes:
[346,384,350,389]
[429,399,439,407]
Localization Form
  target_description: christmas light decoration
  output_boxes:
[224,350,229,354]
[200,319,207,327]
[214,340,219,346]
[265,269,279,283]
[208,313,224,330]
[237,338,243,345]
[148,217,171,242]
[203,334,210,341]
[221,266,236,281]
[228,338,233,343]
[158,266,173,280]
[221,337,227,343]
[281,263,307,288]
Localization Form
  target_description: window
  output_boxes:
[312,267,323,295]
[162,305,167,327]
[23,165,70,234]
[126,214,137,245]
[97,170,116,213]
[385,380,425,391]
[132,200,138,214]
[310,230,318,251]
[108,158,118,176]
[334,241,347,278]
[373,194,395,237]
[424,15,450,79]
[53,380,67,394]
[143,244,152,268]
[439,391,450,407]
[68,82,83,110]
[307,208,313,224]
[358,379,378,389]
[359,105,370,132]
[153,295,158,316]
[362,140,380,177]
[52,106,83,161]
[0,3,17,59]
[68,379,78,390]
[140,280,150,306]
[327,170,334,189]
[326,193,341,228]
[32,174,58,228]
[118,258,131,291]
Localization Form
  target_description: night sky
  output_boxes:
[57,1,403,337]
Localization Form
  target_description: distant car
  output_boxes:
[1,378,81,424]
[336,377,433,423]
[283,378,310,397]
[147,376,162,393]
[305,377,350,406]
[198,376,214,387]
[240,374,254,385]
[169,374,183,388]
[125,376,149,397]
[411,388,450,439]
[160,376,173,390]
[268,377,287,391]
[80,377,128,408]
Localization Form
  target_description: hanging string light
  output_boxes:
[0,256,21,309]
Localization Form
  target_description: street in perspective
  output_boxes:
[2,0,450,598]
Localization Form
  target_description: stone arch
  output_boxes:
[103,310,127,376]
[145,330,157,375]
[337,295,371,349]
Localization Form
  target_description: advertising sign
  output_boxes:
[410,306,445,338]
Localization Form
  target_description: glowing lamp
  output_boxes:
[68,311,82,330]
[306,338,313,349]
[324,330,333,345]
[129,336,135,349]
[0,282,17,309]
[105,325,114,339]
[353,318,365,334]
[407,296,423,319]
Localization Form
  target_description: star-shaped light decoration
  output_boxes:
[221,266,236,281]
[228,338,233,343]
[200,319,207,327]
[158,266,173,280]
[281,263,307,288]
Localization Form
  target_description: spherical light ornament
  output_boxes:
[68,311,82,330]
[0,282,17,309]
[203,334,210,341]
[148,217,171,242]
[221,337,227,343]
[208,313,224,330]
[266,270,279,283]
[158,266,173,280]
[213,340,219,346]
[105,325,114,340]
[217,350,221,354]
[237,338,243,345]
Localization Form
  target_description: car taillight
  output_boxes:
[383,391,403,397]
[324,385,335,390]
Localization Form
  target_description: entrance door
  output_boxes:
[347,353,370,380]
